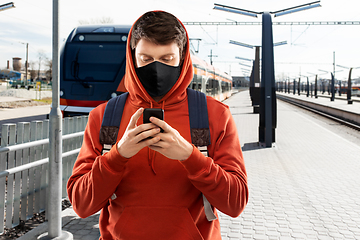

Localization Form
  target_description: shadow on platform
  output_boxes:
[241,142,262,152]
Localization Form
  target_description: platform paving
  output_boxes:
[22,90,360,240]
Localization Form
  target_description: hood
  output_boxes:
[124,11,193,108]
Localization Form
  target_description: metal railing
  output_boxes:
[0,115,88,234]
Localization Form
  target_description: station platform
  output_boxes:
[21,90,360,240]
[277,91,360,115]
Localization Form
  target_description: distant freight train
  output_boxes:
[60,25,232,117]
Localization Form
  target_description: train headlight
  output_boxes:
[111,93,117,98]
[60,90,64,97]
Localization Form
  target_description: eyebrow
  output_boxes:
[138,53,176,58]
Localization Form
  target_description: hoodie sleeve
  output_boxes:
[66,108,129,218]
[180,103,249,218]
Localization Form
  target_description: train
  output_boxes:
[60,25,233,117]
[334,84,360,96]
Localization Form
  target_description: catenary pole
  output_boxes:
[48,0,63,237]
[38,0,72,239]
[214,1,320,147]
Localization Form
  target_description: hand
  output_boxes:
[148,117,194,161]
[117,108,161,158]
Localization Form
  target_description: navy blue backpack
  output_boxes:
[99,88,211,154]
[98,88,217,221]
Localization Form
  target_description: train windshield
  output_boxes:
[63,37,126,82]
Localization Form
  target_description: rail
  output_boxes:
[0,116,88,234]
[277,94,360,131]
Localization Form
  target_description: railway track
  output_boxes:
[277,94,360,132]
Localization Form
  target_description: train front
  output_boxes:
[60,25,130,117]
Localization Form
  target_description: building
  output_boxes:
[232,76,250,88]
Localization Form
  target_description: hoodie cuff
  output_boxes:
[180,145,210,176]
[102,143,129,173]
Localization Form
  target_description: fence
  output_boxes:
[0,115,88,234]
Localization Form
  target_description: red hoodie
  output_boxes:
[67,11,248,240]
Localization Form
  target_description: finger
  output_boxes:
[127,108,144,130]
[135,127,161,143]
[139,135,161,147]
[130,123,158,138]
[149,117,170,132]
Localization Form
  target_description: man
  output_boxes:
[67,11,248,240]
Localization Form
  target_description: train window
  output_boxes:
[194,74,201,91]
[206,81,209,95]
[206,79,219,96]
[206,79,211,95]
[64,42,126,82]
[213,80,219,95]
[221,81,230,92]
[92,27,115,33]
[73,34,127,42]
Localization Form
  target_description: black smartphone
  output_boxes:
[143,108,164,132]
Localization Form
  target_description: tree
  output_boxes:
[78,16,114,25]
[29,61,37,81]
[45,58,52,81]
[37,50,47,80]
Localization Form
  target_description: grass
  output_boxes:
[32,97,52,104]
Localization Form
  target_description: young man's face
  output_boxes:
[135,39,180,68]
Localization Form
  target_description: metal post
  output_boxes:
[298,78,300,95]
[333,51,335,84]
[259,12,276,147]
[288,80,290,94]
[338,80,341,96]
[293,79,295,95]
[48,0,62,235]
[25,43,28,84]
[249,61,254,99]
[38,0,72,239]
[331,73,335,101]
[315,75,318,98]
[347,68,353,104]
[306,77,309,97]
[252,47,260,113]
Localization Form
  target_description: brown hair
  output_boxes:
[130,11,187,61]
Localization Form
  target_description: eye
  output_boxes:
[162,55,174,62]
[140,55,153,62]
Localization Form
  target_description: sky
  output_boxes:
[1,0,360,82]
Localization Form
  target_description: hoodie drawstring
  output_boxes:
[147,100,166,175]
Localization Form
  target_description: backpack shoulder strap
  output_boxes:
[99,92,129,154]
[187,89,217,221]
[187,88,211,147]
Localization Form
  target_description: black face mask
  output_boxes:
[135,61,181,98]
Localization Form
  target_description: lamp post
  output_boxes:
[38,0,72,239]
[336,64,360,104]
[300,75,310,97]
[231,41,261,112]
[231,40,286,115]
[215,1,321,147]
[319,69,344,101]
[0,2,15,12]
[307,72,318,98]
